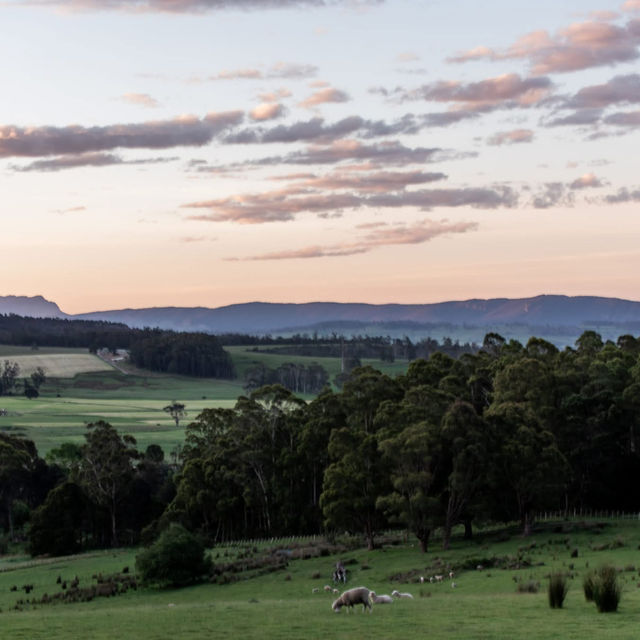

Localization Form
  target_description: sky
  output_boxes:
[3,0,640,313]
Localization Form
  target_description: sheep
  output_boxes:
[419,576,425,583]
[369,591,393,604]
[332,588,340,594]
[312,587,320,593]
[332,587,372,613]
[449,571,455,580]
[391,589,414,599]
[324,584,332,592]
[434,574,444,582]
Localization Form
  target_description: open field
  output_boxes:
[2,519,640,639]
[0,345,406,455]
[3,353,113,378]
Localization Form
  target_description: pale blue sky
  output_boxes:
[2,0,639,312]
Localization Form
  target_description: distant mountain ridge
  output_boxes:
[3,294,640,344]
[0,295,67,319]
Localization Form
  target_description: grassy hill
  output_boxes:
[2,518,640,639]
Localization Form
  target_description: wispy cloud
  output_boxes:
[299,87,350,108]
[448,17,640,75]
[487,129,534,145]
[183,184,517,224]
[11,152,179,172]
[0,111,243,158]
[207,62,317,81]
[396,73,553,108]
[285,169,448,193]
[20,0,385,14]
[120,93,160,108]
[230,218,479,260]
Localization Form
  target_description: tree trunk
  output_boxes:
[463,517,473,540]
[442,523,452,551]
[416,528,431,553]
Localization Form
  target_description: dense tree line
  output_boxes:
[0,314,133,351]
[244,362,330,394]
[233,333,477,361]
[6,330,640,556]
[128,330,235,378]
[0,314,234,379]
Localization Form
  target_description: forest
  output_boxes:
[3,329,640,557]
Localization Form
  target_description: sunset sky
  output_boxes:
[3,0,640,314]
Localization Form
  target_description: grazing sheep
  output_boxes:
[332,588,340,594]
[332,587,372,613]
[391,590,414,599]
[420,576,425,583]
[449,571,455,580]
[434,575,444,582]
[312,588,320,593]
[451,582,457,589]
[370,591,393,604]
[324,585,332,592]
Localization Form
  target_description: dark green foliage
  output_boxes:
[548,573,569,608]
[29,482,87,556]
[129,330,234,378]
[591,565,621,612]
[135,523,211,588]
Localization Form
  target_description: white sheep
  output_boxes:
[449,571,455,579]
[332,588,340,594]
[434,574,444,582]
[332,587,372,613]
[370,591,393,604]
[391,589,414,599]
[312,587,320,593]
[324,584,332,592]
[419,576,425,583]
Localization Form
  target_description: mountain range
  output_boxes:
[2,294,640,347]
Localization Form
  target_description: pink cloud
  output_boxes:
[120,93,160,108]
[232,218,479,260]
[569,173,604,189]
[399,73,553,108]
[250,103,286,121]
[290,169,447,192]
[448,18,640,75]
[299,87,350,108]
[487,129,534,145]
[183,183,516,224]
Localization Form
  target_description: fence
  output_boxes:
[536,509,640,521]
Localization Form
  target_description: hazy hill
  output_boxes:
[0,295,67,319]
[72,295,640,333]
[3,294,640,346]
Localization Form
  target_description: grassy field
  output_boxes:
[0,345,408,455]
[2,519,640,638]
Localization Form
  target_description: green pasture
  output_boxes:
[0,344,405,455]
[3,519,640,638]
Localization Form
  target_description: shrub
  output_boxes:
[592,565,621,613]
[583,571,595,602]
[548,573,569,609]
[516,579,540,594]
[135,523,211,588]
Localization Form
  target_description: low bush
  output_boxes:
[548,573,569,609]
[583,571,595,601]
[592,565,621,613]
[135,523,211,588]
[516,579,540,594]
